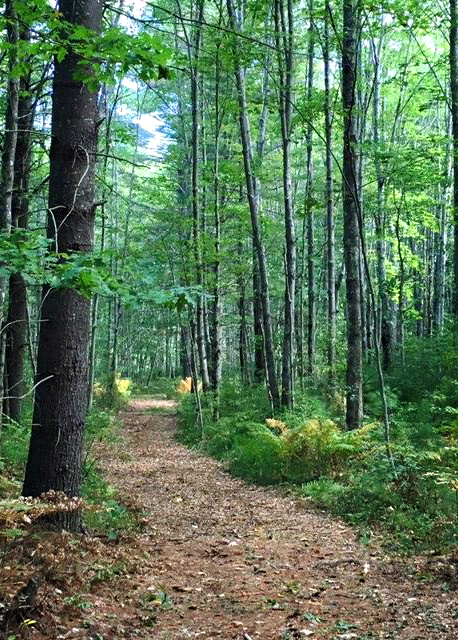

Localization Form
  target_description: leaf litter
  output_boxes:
[0,397,457,639]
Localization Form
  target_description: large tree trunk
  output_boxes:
[342,0,363,429]
[22,0,103,531]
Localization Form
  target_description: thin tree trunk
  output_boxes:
[450,0,458,321]
[305,0,315,379]
[342,0,363,429]
[210,40,223,420]
[275,0,296,408]
[0,0,19,434]
[227,0,279,409]
[4,57,34,424]
[237,244,250,385]
[190,0,210,391]
[324,0,336,385]
[371,31,393,370]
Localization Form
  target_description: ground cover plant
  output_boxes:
[177,339,458,554]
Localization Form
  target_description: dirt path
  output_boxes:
[91,397,457,639]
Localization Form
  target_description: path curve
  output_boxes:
[93,397,457,639]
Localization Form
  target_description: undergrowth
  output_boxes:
[0,405,140,539]
[177,348,458,554]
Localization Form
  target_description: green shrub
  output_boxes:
[134,376,179,399]
[228,424,284,484]
[82,464,139,538]
[176,377,458,553]
[0,422,31,472]
[94,375,132,410]
[85,408,119,449]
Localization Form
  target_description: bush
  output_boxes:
[227,423,284,484]
[82,464,140,538]
[133,376,179,399]
[94,375,132,409]
[0,421,31,472]
[177,377,458,553]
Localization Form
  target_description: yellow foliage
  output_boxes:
[92,382,104,398]
[266,418,289,436]
[177,377,202,393]
[115,377,132,398]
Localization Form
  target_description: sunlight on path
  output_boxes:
[127,395,177,412]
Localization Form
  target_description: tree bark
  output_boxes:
[190,0,211,391]
[275,0,296,408]
[324,0,336,385]
[4,57,34,425]
[227,0,279,409]
[22,0,103,531]
[0,0,19,433]
[450,0,458,321]
[342,0,363,429]
[210,41,223,419]
[305,2,315,379]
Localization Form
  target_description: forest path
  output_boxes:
[92,397,457,639]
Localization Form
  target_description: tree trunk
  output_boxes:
[305,0,315,379]
[371,31,393,370]
[275,0,296,408]
[22,0,103,532]
[342,0,363,429]
[324,0,336,385]
[4,56,34,425]
[252,249,265,382]
[237,245,250,385]
[451,0,458,321]
[0,0,19,434]
[227,0,279,409]
[190,0,211,391]
[210,41,223,420]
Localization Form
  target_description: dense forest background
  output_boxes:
[0,0,457,552]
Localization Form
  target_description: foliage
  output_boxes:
[179,378,458,553]
[82,465,140,539]
[82,408,141,538]
[0,421,31,475]
[94,376,133,410]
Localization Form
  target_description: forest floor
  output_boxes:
[1,396,458,640]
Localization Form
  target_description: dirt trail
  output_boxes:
[92,397,457,639]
